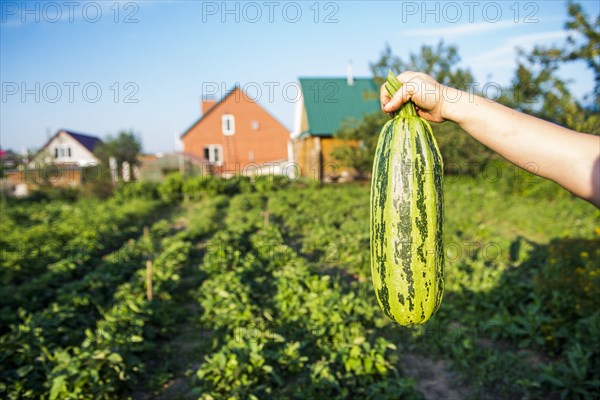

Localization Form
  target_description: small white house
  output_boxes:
[29,130,102,167]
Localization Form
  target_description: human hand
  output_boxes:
[380,71,450,123]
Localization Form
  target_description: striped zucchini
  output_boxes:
[370,71,444,326]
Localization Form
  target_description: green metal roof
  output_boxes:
[299,77,381,137]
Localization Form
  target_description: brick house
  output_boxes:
[181,86,291,177]
[292,76,380,181]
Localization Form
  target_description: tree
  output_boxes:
[530,1,599,104]
[369,41,475,91]
[94,131,143,180]
[334,2,599,177]
[331,112,389,178]
[334,41,497,175]
[501,1,599,134]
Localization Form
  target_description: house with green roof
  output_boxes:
[292,75,380,181]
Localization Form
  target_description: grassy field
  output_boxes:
[1,171,598,399]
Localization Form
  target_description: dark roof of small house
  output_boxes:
[63,130,102,152]
[298,77,381,137]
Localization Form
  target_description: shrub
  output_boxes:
[114,181,160,200]
[158,172,184,202]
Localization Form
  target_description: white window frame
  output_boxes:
[204,144,223,165]
[54,145,72,160]
[222,114,235,136]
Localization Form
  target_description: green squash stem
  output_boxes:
[385,69,418,119]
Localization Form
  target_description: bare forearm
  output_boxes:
[380,72,600,206]
[443,89,600,206]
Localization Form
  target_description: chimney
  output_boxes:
[201,98,217,115]
[347,61,354,86]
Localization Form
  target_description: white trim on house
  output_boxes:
[287,140,294,164]
[222,114,235,136]
[53,144,72,160]
[203,144,223,165]
[291,89,304,139]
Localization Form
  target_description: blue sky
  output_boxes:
[1,0,598,153]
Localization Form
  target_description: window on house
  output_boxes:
[67,147,72,157]
[222,114,235,136]
[203,145,223,164]
[55,148,59,158]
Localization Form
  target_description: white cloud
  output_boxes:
[401,20,518,38]
[466,30,568,69]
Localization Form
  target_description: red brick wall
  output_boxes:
[182,88,290,172]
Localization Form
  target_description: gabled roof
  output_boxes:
[181,86,238,138]
[299,77,381,137]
